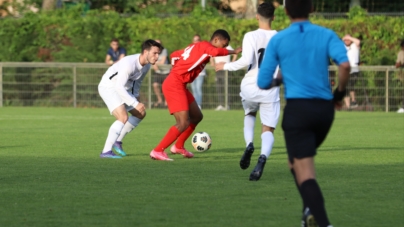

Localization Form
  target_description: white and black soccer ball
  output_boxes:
[191,132,212,152]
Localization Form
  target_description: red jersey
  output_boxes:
[169,41,230,83]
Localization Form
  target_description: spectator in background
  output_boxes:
[105,38,126,66]
[395,40,404,113]
[343,34,361,109]
[210,45,238,110]
[152,39,170,108]
[190,34,206,109]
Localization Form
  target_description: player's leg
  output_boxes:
[113,105,146,156]
[150,75,188,161]
[239,99,258,169]
[100,104,128,158]
[152,73,164,107]
[283,99,334,227]
[98,85,128,158]
[215,71,225,110]
[171,91,201,158]
[249,101,280,181]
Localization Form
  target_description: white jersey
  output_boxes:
[224,29,280,102]
[99,54,150,107]
[346,43,360,74]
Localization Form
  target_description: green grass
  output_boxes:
[0,107,403,227]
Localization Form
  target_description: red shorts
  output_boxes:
[162,74,195,114]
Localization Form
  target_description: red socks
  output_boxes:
[175,123,196,149]
[154,126,181,152]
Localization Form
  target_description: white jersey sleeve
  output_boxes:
[223,33,255,71]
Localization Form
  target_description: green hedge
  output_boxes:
[0,6,403,65]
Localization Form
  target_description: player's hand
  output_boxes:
[135,102,146,115]
[234,47,242,54]
[215,62,225,71]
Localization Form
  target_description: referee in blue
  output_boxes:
[257,0,350,227]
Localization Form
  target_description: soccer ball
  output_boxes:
[191,132,212,152]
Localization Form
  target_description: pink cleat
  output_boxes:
[150,150,173,161]
[170,145,194,158]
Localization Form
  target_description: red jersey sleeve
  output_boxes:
[170,49,184,65]
[201,42,229,57]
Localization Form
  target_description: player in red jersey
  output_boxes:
[150,29,242,161]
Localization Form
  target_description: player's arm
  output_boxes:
[114,64,140,108]
[105,54,113,65]
[343,34,360,48]
[257,39,278,89]
[330,32,351,108]
[222,34,253,71]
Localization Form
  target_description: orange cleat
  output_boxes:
[170,145,194,158]
[150,150,173,161]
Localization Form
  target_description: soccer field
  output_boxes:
[0,108,403,227]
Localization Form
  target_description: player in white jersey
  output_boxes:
[98,39,163,158]
[215,3,280,180]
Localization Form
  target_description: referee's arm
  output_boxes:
[257,41,278,89]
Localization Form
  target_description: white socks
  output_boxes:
[102,120,124,153]
[116,116,142,142]
[244,115,256,147]
[260,131,274,158]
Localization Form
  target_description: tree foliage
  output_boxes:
[0,6,402,66]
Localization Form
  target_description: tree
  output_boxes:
[350,0,360,8]
[245,0,257,19]
[42,0,55,10]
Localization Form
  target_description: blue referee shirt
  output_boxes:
[257,21,348,100]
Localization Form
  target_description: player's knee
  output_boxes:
[177,121,189,132]
[118,115,129,124]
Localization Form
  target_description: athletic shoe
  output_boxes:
[150,150,173,161]
[215,105,226,111]
[170,145,194,158]
[397,107,404,113]
[301,207,317,227]
[249,154,267,181]
[240,142,254,170]
[112,141,127,156]
[99,150,122,159]
[350,101,358,108]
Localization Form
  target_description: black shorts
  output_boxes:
[347,72,359,92]
[281,99,335,163]
[153,72,168,84]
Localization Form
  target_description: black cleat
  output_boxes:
[249,154,267,181]
[301,207,318,227]
[240,142,254,170]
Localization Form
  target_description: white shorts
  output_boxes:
[98,85,135,114]
[242,99,280,128]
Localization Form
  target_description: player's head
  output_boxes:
[256,3,275,23]
[110,38,120,51]
[193,34,201,43]
[210,29,230,48]
[285,0,312,19]
[141,39,163,65]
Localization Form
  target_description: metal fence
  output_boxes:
[0,62,403,112]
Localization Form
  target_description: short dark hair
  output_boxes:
[257,2,275,19]
[210,29,231,42]
[111,38,119,43]
[141,39,163,53]
[285,0,312,19]
[401,40,404,47]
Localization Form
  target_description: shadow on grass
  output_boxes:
[319,146,401,152]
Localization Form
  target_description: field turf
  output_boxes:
[0,107,403,227]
